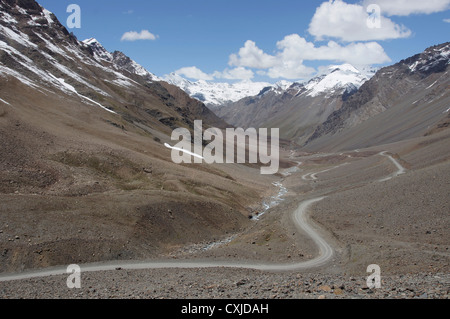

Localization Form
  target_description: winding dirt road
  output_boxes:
[379,151,406,182]
[0,197,331,282]
[302,163,349,181]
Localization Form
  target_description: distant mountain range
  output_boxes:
[162,72,292,107]
[162,64,376,109]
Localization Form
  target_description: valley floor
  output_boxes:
[0,130,449,299]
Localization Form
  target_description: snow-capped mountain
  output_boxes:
[0,7,145,104]
[279,64,375,101]
[0,0,225,127]
[213,63,374,143]
[307,42,450,148]
[162,73,287,107]
[302,64,371,97]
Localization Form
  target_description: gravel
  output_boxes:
[0,268,448,299]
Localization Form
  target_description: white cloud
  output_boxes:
[267,61,316,80]
[308,0,412,42]
[175,66,254,81]
[121,30,158,42]
[228,40,277,69]
[175,66,214,81]
[278,34,391,65]
[214,67,254,81]
[444,18,450,23]
[363,0,450,16]
[228,34,391,80]
[228,37,315,79]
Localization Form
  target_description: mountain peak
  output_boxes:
[83,38,113,62]
[328,63,360,74]
[112,50,159,80]
[80,38,158,81]
[304,64,369,97]
[82,38,99,45]
[406,42,450,74]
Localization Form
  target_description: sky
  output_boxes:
[37,0,450,83]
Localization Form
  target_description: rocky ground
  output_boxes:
[0,268,448,299]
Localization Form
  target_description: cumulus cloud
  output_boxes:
[228,41,277,69]
[308,0,412,42]
[266,61,316,80]
[214,67,254,81]
[175,66,214,81]
[363,0,450,16]
[229,34,391,79]
[121,30,158,42]
[444,18,450,23]
[173,65,256,82]
[228,38,313,79]
[279,34,391,65]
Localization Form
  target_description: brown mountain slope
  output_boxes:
[0,0,274,272]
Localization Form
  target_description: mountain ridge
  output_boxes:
[306,42,450,149]
[0,0,227,130]
[210,63,374,145]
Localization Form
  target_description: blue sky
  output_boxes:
[37,0,450,83]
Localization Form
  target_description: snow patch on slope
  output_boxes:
[0,98,11,105]
[42,9,54,25]
[0,11,17,24]
[49,74,116,114]
[0,24,38,49]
